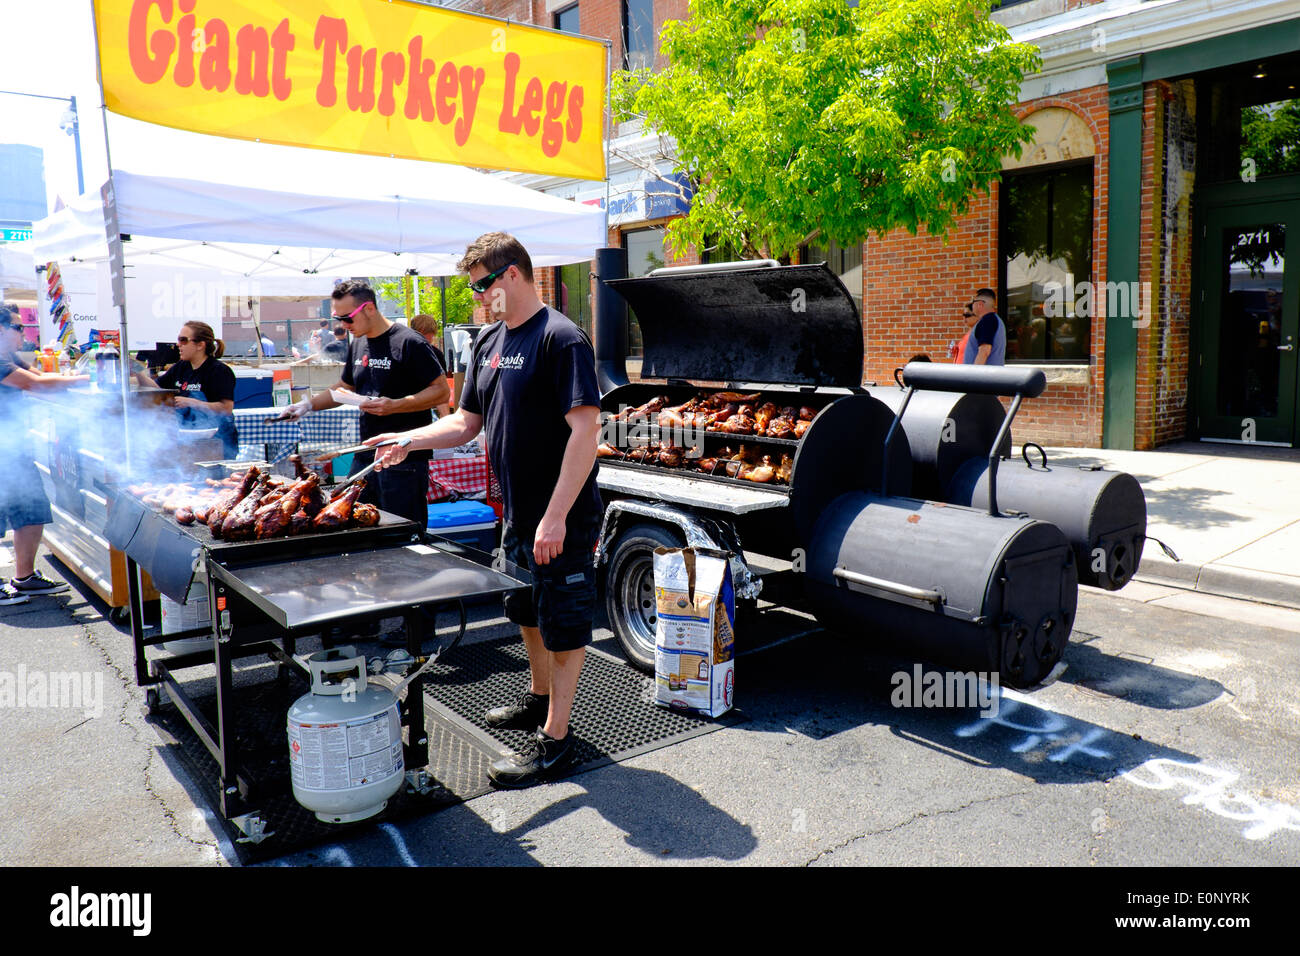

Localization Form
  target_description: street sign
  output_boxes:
[100,180,126,308]
[0,227,33,242]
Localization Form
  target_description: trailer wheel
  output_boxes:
[605,523,683,672]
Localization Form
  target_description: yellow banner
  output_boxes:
[94,0,607,180]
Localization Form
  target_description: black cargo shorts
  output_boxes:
[501,518,600,652]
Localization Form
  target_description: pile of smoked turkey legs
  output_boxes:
[126,456,379,540]
[597,390,819,485]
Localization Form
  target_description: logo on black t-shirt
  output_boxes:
[486,352,526,370]
[360,355,393,370]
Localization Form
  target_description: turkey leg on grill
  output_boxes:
[313,480,365,531]
[221,475,272,541]
[254,473,319,539]
[207,467,259,538]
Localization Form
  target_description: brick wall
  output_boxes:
[481,0,690,74]
[862,84,1111,448]
[1155,79,1196,447]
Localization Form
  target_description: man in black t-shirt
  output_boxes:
[282,281,448,526]
[364,233,602,788]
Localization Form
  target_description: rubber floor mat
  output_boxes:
[423,635,745,781]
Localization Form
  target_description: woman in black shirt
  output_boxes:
[137,321,239,458]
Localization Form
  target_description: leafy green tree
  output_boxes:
[370,275,477,326]
[1242,99,1300,177]
[611,0,1041,259]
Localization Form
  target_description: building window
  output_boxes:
[700,236,741,265]
[799,239,863,317]
[554,3,580,35]
[999,161,1094,363]
[1241,97,1300,177]
[623,0,654,71]
[555,261,593,338]
[622,226,669,356]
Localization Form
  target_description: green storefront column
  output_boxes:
[1103,57,1143,450]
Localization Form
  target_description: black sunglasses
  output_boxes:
[468,261,516,294]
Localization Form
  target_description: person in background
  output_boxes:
[281,280,448,527]
[259,333,277,357]
[321,325,349,361]
[365,232,601,788]
[307,320,330,355]
[136,320,239,460]
[949,302,974,363]
[409,313,451,418]
[0,305,89,604]
[963,289,1007,366]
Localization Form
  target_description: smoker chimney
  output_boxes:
[593,246,629,394]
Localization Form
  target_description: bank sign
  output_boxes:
[94,0,607,179]
[578,174,693,226]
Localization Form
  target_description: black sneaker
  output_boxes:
[484,690,549,730]
[0,583,29,606]
[9,572,68,596]
[488,729,574,788]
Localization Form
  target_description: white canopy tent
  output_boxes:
[32,119,606,277]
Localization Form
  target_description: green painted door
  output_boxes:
[1197,201,1300,445]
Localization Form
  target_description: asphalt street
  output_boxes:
[3,552,1294,868]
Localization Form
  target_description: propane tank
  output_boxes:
[287,647,404,824]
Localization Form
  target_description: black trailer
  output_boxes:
[589,258,1144,689]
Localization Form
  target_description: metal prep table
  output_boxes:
[105,491,527,827]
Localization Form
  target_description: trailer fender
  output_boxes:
[596,500,763,601]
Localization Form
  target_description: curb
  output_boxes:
[1136,553,1300,612]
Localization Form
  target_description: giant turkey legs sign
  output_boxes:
[94,0,607,180]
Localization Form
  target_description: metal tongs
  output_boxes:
[308,438,402,464]
[332,438,412,493]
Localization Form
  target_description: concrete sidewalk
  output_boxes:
[1043,441,1300,610]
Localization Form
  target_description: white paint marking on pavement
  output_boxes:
[379,823,418,866]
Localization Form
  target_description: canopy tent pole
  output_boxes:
[90,3,133,472]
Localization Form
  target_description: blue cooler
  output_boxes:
[427,500,498,552]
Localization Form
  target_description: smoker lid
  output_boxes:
[607,264,863,387]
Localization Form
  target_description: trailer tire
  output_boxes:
[605,523,683,672]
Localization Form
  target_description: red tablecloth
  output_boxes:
[427,454,488,502]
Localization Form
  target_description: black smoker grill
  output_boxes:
[105,487,527,832]
[594,260,1081,688]
[869,376,1148,590]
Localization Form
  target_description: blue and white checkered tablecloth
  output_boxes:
[234,406,361,463]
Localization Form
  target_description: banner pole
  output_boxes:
[89,0,133,474]
[604,41,612,242]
